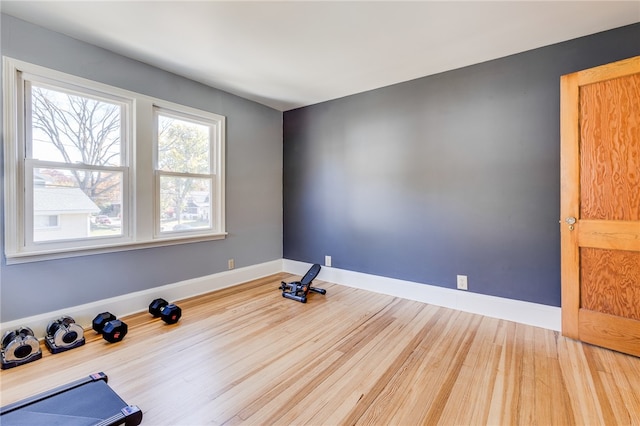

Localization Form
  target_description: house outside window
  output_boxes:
[33,186,100,241]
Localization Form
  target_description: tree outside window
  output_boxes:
[156,111,215,233]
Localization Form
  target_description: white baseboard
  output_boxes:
[2,258,561,339]
[0,259,283,339]
[283,259,561,331]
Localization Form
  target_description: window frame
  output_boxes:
[152,104,225,239]
[3,57,226,264]
[23,76,133,250]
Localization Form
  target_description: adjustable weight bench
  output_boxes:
[279,263,326,303]
[0,372,142,426]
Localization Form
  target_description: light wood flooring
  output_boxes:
[2,273,640,425]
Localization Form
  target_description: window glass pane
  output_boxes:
[33,168,123,242]
[159,176,212,232]
[157,115,210,174]
[30,85,122,166]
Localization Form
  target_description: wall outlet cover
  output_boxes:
[457,275,468,290]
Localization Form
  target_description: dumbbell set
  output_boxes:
[1,299,182,369]
[1,315,88,369]
[2,315,87,369]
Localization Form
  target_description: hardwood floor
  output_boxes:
[2,273,640,425]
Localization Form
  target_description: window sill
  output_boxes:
[4,233,228,265]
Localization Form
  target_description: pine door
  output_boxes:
[560,56,640,357]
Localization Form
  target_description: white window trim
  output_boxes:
[3,57,226,264]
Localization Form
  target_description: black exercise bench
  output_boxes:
[279,263,326,303]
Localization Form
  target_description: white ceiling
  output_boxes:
[2,1,639,111]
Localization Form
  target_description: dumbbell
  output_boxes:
[1,327,42,369]
[92,312,128,343]
[45,315,85,353]
[149,298,182,324]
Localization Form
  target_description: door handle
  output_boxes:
[565,216,576,230]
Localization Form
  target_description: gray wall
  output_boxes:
[0,14,283,322]
[283,23,640,307]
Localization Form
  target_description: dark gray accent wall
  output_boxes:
[0,14,283,322]
[283,23,640,307]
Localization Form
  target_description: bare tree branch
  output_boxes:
[31,86,122,207]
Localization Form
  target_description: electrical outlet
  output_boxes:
[228,259,235,270]
[325,255,332,267]
[457,275,468,290]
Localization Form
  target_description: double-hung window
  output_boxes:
[154,106,224,236]
[10,69,132,252]
[3,58,226,263]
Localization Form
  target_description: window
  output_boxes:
[34,215,59,229]
[26,81,129,246]
[3,58,226,263]
[154,106,224,236]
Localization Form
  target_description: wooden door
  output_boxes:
[560,56,640,357]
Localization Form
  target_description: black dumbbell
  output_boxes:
[92,312,128,343]
[148,299,168,317]
[149,298,182,324]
